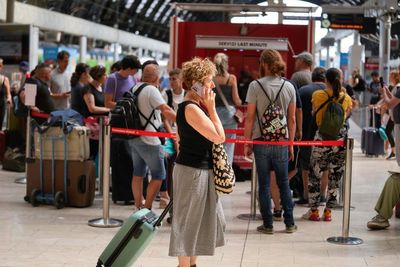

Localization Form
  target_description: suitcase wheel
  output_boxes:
[54,191,65,209]
[24,195,30,202]
[31,189,41,207]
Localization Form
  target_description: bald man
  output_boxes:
[129,63,176,210]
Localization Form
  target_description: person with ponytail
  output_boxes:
[303,68,352,222]
[70,63,91,113]
[213,52,242,164]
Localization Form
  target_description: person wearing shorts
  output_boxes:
[129,63,175,210]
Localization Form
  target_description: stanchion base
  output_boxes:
[88,218,123,228]
[237,213,262,220]
[14,177,26,184]
[327,236,363,245]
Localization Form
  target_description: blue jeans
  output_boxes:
[253,144,294,227]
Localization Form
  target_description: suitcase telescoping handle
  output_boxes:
[153,199,173,228]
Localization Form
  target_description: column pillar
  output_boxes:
[6,0,15,23]
[79,36,87,63]
[113,43,119,62]
[326,46,330,68]
[379,14,391,83]
[29,25,39,71]
[349,31,364,77]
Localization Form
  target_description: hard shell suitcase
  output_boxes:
[363,127,384,156]
[97,201,172,267]
[111,138,134,204]
[33,126,90,161]
[362,108,384,156]
[26,159,96,207]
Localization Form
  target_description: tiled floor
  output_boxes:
[1,120,399,267]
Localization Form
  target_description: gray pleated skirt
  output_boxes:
[169,164,226,256]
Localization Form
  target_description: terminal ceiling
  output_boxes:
[19,0,366,44]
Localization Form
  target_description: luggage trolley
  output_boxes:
[30,122,69,209]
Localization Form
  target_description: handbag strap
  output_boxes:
[215,80,231,110]
[133,83,160,133]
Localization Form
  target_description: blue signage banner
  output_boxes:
[43,47,59,61]
[340,52,349,66]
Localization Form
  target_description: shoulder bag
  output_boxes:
[212,143,235,195]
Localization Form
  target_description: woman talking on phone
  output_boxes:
[169,57,226,267]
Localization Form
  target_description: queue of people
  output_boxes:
[3,47,400,267]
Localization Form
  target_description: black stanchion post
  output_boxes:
[88,120,123,228]
[327,138,363,245]
[237,156,262,220]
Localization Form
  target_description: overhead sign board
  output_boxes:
[321,13,376,34]
[196,36,288,51]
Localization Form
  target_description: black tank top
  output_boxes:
[80,84,107,117]
[175,101,213,169]
[215,75,234,107]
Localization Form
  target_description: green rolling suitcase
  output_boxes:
[97,201,172,267]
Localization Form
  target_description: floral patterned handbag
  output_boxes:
[212,143,235,194]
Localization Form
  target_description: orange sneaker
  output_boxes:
[302,208,320,221]
[323,208,332,221]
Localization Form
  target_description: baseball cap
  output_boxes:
[293,51,313,66]
[19,61,29,71]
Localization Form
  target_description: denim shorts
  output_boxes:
[128,137,166,180]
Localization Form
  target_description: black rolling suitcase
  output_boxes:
[362,108,384,156]
[111,138,134,204]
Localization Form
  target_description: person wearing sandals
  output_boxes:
[213,53,242,164]
[169,57,226,267]
[244,49,297,234]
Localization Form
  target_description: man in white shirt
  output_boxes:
[162,68,184,133]
[129,64,176,210]
[50,50,71,110]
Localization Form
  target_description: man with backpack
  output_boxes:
[303,68,352,222]
[129,63,176,211]
[105,55,141,205]
[244,49,297,234]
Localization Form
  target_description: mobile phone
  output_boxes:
[192,82,203,96]
[380,77,384,88]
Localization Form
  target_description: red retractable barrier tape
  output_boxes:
[110,127,345,147]
[30,112,345,147]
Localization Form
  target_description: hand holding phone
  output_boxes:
[192,82,203,97]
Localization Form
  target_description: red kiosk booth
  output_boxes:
[170,19,314,170]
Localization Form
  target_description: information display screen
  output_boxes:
[321,13,377,34]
